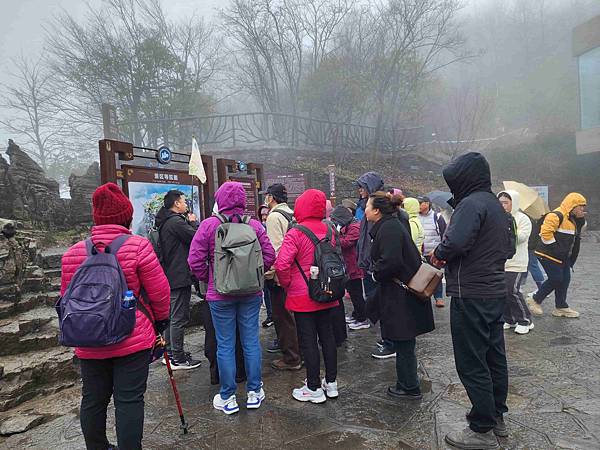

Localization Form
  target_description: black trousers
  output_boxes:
[504,272,531,326]
[451,297,508,433]
[200,300,246,385]
[165,286,191,361]
[79,350,150,450]
[295,308,338,391]
[268,280,301,365]
[392,338,420,393]
[346,278,366,322]
[331,298,348,346]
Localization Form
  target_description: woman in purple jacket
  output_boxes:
[188,182,275,415]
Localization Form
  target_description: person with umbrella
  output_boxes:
[497,190,534,335]
[502,182,549,293]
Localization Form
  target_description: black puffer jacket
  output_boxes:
[434,153,509,299]
[154,207,199,290]
[366,215,434,340]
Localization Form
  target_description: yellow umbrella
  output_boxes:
[502,181,550,219]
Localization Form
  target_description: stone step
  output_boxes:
[0,347,78,412]
[37,247,68,270]
[0,321,59,357]
[43,268,61,279]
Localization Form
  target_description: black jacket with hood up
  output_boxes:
[154,207,199,290]
[433,153,509,299]
[356,172,384,272]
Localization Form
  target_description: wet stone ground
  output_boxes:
[2,244,600,449]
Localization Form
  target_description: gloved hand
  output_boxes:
[154,319,170,334]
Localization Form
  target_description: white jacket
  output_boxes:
[499,190,532,273]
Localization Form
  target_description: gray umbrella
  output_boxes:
[425,191,453,210]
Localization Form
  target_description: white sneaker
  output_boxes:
[247,387,265,409]
[526,294,544,316]
[292,383,326,403]
[503,323,516,330]
[514,324,530,335]
[345,315,356,324]
[213,394,239,415]
[321,378,339,398]
[349,320,371,330]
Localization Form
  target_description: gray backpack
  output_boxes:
[213,213,264,295]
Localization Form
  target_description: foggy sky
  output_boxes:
[0,0,225,149]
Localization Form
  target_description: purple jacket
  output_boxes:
[188,182,276,301]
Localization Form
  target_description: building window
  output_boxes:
[579,45,600,129]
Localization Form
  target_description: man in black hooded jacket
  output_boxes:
[154,190,201,369]
[431,152,510,450]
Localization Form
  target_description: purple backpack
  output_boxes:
[56,234,136,347]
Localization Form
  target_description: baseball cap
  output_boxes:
[260,183,288,202]
[418,196,431,204]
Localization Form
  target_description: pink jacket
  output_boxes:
[60,225,170,359]
[274,189,338,313]
[188,182,276,301]
[339,221,364,280]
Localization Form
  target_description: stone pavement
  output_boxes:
[2,244,600,450]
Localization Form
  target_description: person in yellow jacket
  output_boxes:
[402,197,425,254]
[527,193,587,318]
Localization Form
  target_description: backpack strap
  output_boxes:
[137,287,155,324]
[85,239,99,256]
[294,224,321,246]
[240,215,251,224]
[214,213,229,224]
[273,209,293,223]
[294,259,310,287]
[106,234,132,254]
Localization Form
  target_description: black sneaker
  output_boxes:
[170,354,201,370]
[267,339,281,353]
[387,386,422,400]
[262,318,274,328]
[376,339,385,348]
[371,346,396,359]
[162,351,191,365]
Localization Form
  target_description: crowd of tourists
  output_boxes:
[58,151,588,450]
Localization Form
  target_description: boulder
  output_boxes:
[2,140,68,227]
[0,230,27,301]
[69,162,100,225]
[0,413,44,436]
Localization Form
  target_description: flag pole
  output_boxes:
[190,134,196,215]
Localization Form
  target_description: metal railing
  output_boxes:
[116,111,423,153]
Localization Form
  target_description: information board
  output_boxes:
[229,176,258,218]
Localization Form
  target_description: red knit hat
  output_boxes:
[92,183,134,226]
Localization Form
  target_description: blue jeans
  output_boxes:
[523,251,546,288]
[209,296,262,399]
[533,260,571,309]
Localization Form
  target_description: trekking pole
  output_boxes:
[163,348,189,434]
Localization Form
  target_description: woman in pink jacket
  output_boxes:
[188,182,275,415]
[274,189,340,404]
[60,183,170,450]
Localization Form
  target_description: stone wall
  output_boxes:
[0,140,100,229]
[68,162,100,225]
[0,140,67,227]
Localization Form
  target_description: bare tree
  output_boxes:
[435,80,495,158]
[0,55,67,171]
[45,0,221,147]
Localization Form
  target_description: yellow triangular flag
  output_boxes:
[189,136,206,184]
